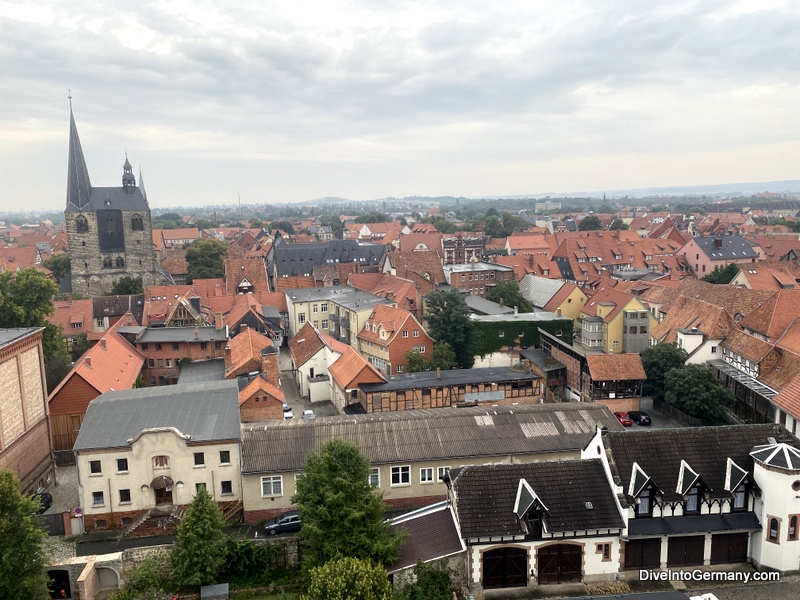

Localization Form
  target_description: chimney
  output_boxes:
[194,325,199,339]
[514,306,518,315]
[714,238,722,247]
[556,307,562,317]
[436,368,441,379]
[126,313,133,325]
[100,338,107,350]
[224,345,231,364]
[214,312,223,330]
[84,356,92,368]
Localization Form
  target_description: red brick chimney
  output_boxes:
[214,312,224,330]
[194,325,199,339]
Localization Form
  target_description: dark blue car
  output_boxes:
[264,511,302,535]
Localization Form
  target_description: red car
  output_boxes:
[614,411,633,427]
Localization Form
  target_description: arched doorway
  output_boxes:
[537,543,582,584]
[482,547,528,589]
[48,569,72,598]
[97,566,120,590]
[151,475,174,505]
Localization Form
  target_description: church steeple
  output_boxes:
[66,94,92,210]
[122,154,136,193]
[138,165,148,202]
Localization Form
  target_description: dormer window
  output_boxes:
[525,507,544,539]
[732,484,747,511]
[685,486,700,515]
[637,488,652,518]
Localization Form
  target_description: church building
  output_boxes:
[65,104,168,297]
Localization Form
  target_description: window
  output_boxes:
[790,516,798,541]
[313,321,319,328]
[92,491,104,506]
[76,216,89,233]
[95,519,107,529]
[391,466,411,486]
[200,342,208,350]
[116,458,128,473]
[322,319,329,330]
[131,215,144,231]
[637,488,651,517]
[711,346,717,354]
[321,303,328,312]
[298,313,306,324]
[141,342,150,351]
[420,467,434,484]
[119,489,131,504]
[194,452,205,466]
[221,481,233,495]
[153,455,169,469]
[165,359,172,368]
[437,466,450,481]
[402,330,409,338]
[369,467,380,487]
[155,343,162,351]
[397,365,403,373]
[261,475,283,496]
[685,487,699,514]
[613,341,619,350]
[89,460,102,475]
[413,330,419,337]
[732,484,747,511]
[148,359,155,368]
[498,330,505,338]
[769,517,780,543]
[195,483,207,493]
[312,304,318,313]
[173,342,179,350]
[157,359,163,368]
[220,450,231,464]
[596,542,612,562]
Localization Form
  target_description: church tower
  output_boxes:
[64,103,163,297]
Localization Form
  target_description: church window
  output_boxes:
[76,216,89,233]
[103,257,112,268]
[115,257,125,268]
[131,215,144,231]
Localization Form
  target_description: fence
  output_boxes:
[652,398,705,427]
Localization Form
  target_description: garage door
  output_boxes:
[625,538,661,569]
[711,533,748,564]
[537,544,583,584]
[483,547,528,589]
[667,535,705,567]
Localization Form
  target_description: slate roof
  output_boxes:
[74,380,241,451]
[465,295,515,315]
[387,503,464,574]
[692,235,759,261]
[628,512,761,537]
[93,294,143,328]
[605,424,798,503]
[450,460,624,538]
[177,358,225,384]
[585,353,646,381]
[273,240,386,277]
[241,403,624,473]
[285,285,393,312]
[136,326,228,343]
[0,327,42,349]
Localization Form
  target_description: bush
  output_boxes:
[303,557,392,600]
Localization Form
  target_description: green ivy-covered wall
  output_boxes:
[470,318,573,357]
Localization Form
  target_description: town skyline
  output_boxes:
[2,1,799,212]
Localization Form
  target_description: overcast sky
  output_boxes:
[2,0,799,211]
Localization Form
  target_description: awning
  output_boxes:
[150,475,174,490]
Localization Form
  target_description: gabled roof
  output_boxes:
[357,304,415,345]
[49,315,145,400]
[324,334,385,389]
[226,327,274,377]
[385,250,445,284]
[650,295,736,343]
[239,375,285,405]
[273,239,386,277]
[288,322,326,367]
[585,353,646,381]
[519,275,564,307]
[348,273,418,313]
[48,298,94,332]
[606,424,798,503]
[387,503,464,574]
[398,233,443,253]
[659,278,775,319]
[450,460,624,538]
[735,260,800,291]
[74,380,241,451]
[581,287,642,323]
[689,235,760,261]
[721,328,773,363]
[739,289,800,342]
[543,283,582,313]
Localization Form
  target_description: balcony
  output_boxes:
[330,314,341,325]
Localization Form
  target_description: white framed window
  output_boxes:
[321,303,328,312]
[261,475,283,497]
[116,458,128,473]
[420,467,434,484]
[391,466,410,486]
[298,313,306,324]
[221,481,233,495]
[219,450,231,465]
[194,452,205,466]
[613,341,619,349]
[437,466,450,481]
[119,489,131,504]
[413,330,419,337]
[92,491,104,506]
[322,319,329,329]
[369,467,380,487]
[397,365,404,373]
[313,304,318,313]
[402,330,409,338]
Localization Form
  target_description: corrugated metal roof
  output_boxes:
[74,380,241,451]
[241,403,623,473]
[360,367,539,393]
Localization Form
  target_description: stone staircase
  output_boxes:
[122,505,184,539]
[119,511,149,539]
[220,499,243,524]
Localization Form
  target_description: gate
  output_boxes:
[537,543,582,584]
[625,538,661,569]
[667,535,705,567]
[43,513,65,536]
[482,547,528,589]
[711,533,748,564]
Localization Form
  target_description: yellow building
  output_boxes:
[579,287,656,354]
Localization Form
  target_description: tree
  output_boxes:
[110,555,173,600]
[355,213,390,224]
[609,218,629,230]
[424,289,474,368]
[269,220,295,235]
[40,253,71,283]
[171,486,227,587]
[578,215,603,231]
[303,557,392,600]
[431,342,456,370]
[158,212,183,222]
[0,470,50,599]
[486,280,533,313]
[292,439,405,569]
[702,263,739,284]
[640,343,687,402]
[185,238,227,283]
[397,561,456,600]
[110,276,143,295]
[249,218,264,229]
[404,350,429,373]
[664,364,734,425]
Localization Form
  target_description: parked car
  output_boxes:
[614,411,633,427]
[628,410,652,426]
[30,492,53,514]
[263,511,302,536]
[282,402,291,412]
[302,409,316,419]
[284,410,294,420]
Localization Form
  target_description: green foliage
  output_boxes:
[220,538,278,586]
[578,215,603,231]
[424,289,474,368]
[702,263,739,284]
[159,212,183,222]
[609,218,629,230]
[483,212,527,238]
[40,253,71,283]
[397,561,456,600]
[664,364,734,425]
[470,318,572,357]
[270,221,296,235]
[195,219,215,229]
[404,350,429,373]
[0,469,51,599]
[486,280,533,313]
[249,218,264,229]
[171,486,227,588]
[355,213,390,224]
[0,268,59,328]
[319,215,344,239]
[303,557,392,600]
[431,342,456,370]
[110,555,173,600]
[640,343,687,401]
[185,238,228,283]
[110,276,144,295]
[292,439,405,569]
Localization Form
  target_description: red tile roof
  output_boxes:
[324,334,386,389]
[288,322,325,367]
[650,295,736,344]
[48,299,94,333]
[585,353,646,381]
[226,327,274,377]
[739,289,800,342]
[239,376,285,406]
[772,373,800,419]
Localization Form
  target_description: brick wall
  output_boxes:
[240,395,283,422]
[49,375,99,416]
[0,418,53,493]
[84,508,149,532]
[139,340,227,385]
[387,320,434,375]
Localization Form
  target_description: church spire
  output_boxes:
[122,154,136,193]
[66,93,92,209]
[138,165,148,202]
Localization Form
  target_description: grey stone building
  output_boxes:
[65,105,168,297]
